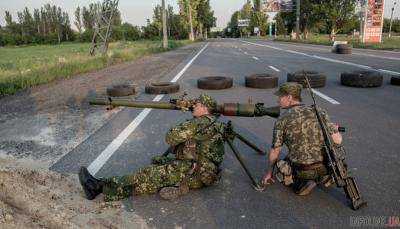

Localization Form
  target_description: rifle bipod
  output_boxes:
[223,121,264,192]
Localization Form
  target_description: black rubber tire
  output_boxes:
[245,73,278,89]
[197,76,233,90]
[145,82,180,94]
[287,71,327,88]
[390,76,400,86]
[341,71,383,88]
[106,84,136,97]
[335,44,352,54]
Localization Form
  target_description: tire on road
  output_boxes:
[106,84,136,97]
[145,82,180,94]
[390,76,400,86]
[335,44,352,54]
[197,76,233,90]
[245,73,278,89]
[287,71,327,88]
[340,71,383,88]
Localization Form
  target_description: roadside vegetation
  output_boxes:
[224,0,400,51]
[0,0,216,96]
[274,34,400,50]
[0,40,191,96]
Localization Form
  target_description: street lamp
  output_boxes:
[389,0,398,38]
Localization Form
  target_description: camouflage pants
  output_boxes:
[101,158,219,202]
[291,164,329,194]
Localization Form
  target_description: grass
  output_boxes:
[273,34,400,50]
[0,40,192,96]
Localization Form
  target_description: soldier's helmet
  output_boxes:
[274,82,302,101]
[197,94,217,110]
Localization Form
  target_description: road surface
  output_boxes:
[51,39,400,228]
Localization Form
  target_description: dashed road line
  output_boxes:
[241,40,400,77]
[311,89,341,105]
[378,69,400,76]
[269,65,280,72]
[87,42,210,175]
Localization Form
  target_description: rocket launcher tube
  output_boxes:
[89,97,280,118]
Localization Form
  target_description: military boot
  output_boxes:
[79,167,104,200]
[159,183,190,200]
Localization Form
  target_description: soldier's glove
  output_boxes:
[223,122,236,141]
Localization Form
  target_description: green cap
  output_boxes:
[197,94,217,109]
[274,82,302,100]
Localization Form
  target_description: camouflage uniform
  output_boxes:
[272,83,338,188]
[101,95,226,201]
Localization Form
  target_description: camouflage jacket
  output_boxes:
[272,105,338,165]
[165,115,225,166]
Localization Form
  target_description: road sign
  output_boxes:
[262,0,294,12]
[362,0,385,43]
[238,19,250,27]
[210,27,224,33]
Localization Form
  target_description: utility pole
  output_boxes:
[295,0,300,40]
[162,0,168,48]
[359,0,365,42]
[188,0,195,41]
[389,1,397,38]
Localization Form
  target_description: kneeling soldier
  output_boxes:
[262,83,343,195]
[79,94,226,201]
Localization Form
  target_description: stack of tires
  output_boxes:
[106,84,137,97]
[341,71,383,88]
[245,73,278,89]
[197,76,233,90]
[145,82,180,94]
[287,71,327,88]
[391,76,400,86]
[333,44,352,54]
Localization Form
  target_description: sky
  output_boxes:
[0,0,399,29]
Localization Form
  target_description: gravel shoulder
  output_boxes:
[0,42,201,166]
[0,42,202,228]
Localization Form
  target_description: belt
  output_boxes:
[292,162,324,171]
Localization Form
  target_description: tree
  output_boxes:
[253,0,262,12]
[197,0,216,38]
[74,7,83,36]
[250,11,268,36]
[314,0,357,36]
[383,18,400,33]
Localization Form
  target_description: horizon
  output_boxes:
[0,0,399,30]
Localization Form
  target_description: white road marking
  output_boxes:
[378,69,400,76]
[311,89,341,105]
[269,65,280,72]
[242,41,342,105]
[279,41,400,61]
[311,55,372,70]
[252,56,259,61]
[242,40,400,77]
[87,43,210,175]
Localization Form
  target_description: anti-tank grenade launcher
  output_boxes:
[89,95,281,119]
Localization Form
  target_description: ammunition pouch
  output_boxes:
[274,160,294,186]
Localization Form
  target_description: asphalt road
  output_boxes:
[51,39,400,228]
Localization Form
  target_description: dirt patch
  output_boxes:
[0,43,201,228]
[0,43,201,165]
[0,156,148,228]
